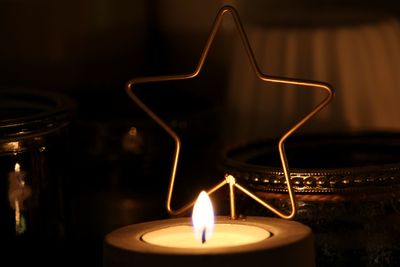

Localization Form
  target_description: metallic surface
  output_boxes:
[126,6,334,219]
[223,132,400,194]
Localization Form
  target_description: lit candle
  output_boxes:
[142,191,270,248]
[104,192,315,267]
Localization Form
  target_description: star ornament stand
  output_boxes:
[126,5,334,220]
[103,6,335,267]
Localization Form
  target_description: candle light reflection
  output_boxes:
[8,162,30,235]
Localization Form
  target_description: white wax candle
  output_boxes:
[104,217,315,267]
[142,223,271,248]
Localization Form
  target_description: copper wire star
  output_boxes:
[126,6,334,220]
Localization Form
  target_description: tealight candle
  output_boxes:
[104,217,314,267]
[104,193,315,267]
[142,223,270,248]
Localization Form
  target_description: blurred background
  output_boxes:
[1,0,400,266]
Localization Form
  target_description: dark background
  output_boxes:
[1,1,400,266]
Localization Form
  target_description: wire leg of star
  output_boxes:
[126,6,334,220]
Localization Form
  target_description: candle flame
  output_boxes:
[192,191,214,244]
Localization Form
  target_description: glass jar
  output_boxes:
[0,88,75,264]
[222,132,400,267]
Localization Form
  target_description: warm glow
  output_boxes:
[14,163,20,173]
[192,191,214,244]
[128,127,137,136]
[6,141,20,151]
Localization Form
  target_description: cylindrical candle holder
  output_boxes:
[222,132,400,266]
[0,88,75,265]
[104,216,314,267]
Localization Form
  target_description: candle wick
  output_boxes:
[201,228,206,244]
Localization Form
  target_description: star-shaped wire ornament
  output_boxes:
[126,6,334,220]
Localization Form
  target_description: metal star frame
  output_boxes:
[126,6,334,220]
